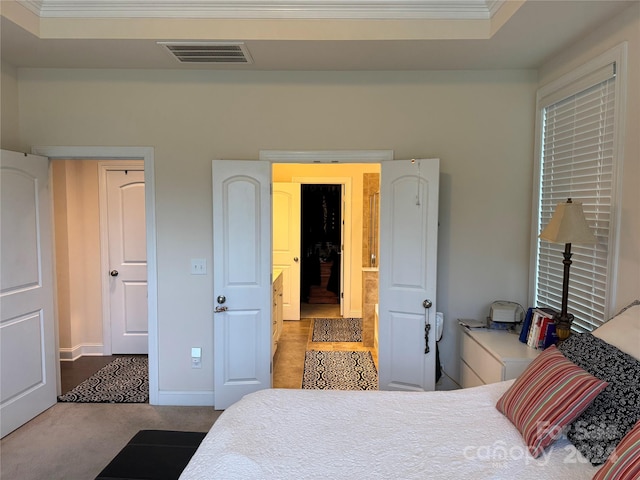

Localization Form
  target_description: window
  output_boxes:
[533,44,626,332]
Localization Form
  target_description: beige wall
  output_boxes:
[52,161,72,350]
[538,2,640,313]
[51,159,103,359]
[15,67,537,392]
[1,61,20,151]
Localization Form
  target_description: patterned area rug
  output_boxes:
[302,350,378,390]
[311,317,363,342]
[58,356,149,403]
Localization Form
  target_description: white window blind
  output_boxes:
[535,63,616,332]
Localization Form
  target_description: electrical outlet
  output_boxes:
[191,347,202,369]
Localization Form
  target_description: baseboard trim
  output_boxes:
[59,344,105,361]
[156,390,215,406]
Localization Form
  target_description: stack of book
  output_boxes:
[519,307,558,350]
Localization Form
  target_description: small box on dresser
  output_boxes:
[459,324,540,388]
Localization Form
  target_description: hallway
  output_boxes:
[272,304,378,389]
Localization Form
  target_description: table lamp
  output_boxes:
[538,198,597,341]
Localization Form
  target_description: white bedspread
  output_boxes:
[180,381,599,480]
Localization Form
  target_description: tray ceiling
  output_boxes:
[1,0,636,70]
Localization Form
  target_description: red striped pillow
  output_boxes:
[496,345,608,458]
[593,420,640,480]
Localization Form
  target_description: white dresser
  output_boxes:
[459,325,540,388]
[272,270,284,359]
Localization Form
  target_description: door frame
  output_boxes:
[98,160,145,355]
[261,149,393,320]
[293,177,351,317]
[32,146,159,405]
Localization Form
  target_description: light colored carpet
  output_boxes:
[0,403,221,480]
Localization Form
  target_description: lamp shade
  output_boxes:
[539,200,597,245]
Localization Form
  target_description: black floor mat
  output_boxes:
[95,430,206,480]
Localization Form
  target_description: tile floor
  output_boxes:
[272,303,378,389]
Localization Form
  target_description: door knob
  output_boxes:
[217,295,226,304]
[293,257,299,262]
[423,299,432,309]
[110,270,119,277]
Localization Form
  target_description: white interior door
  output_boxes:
[378,158,439,392]
[0,150,57,437]
[213,160,271,409]
[106,169,148,354]
[273,183,301,321]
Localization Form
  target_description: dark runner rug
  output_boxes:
[302,350,378,390]
[311,317,363,342]
[58,356,148,403]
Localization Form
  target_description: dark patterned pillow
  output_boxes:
[558,333,640,465]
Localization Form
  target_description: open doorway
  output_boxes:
[31,145,158,405]
[216,155,439,404]
[300,184,342,310]
[271,163,381,389]
[51,158,149,399]
[273,164,376,322]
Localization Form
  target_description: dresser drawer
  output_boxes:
[460,331,504,384]
[460,359,484,388]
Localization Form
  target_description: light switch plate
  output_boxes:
[190,258,206,275]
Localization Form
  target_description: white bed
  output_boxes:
[180,381,598,479]
[180,302,639,480]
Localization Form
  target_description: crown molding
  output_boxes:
[24,0,501,20]
[260,150,394,163]
[14,1,44,16]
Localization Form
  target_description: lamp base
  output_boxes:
[554,312,574,342]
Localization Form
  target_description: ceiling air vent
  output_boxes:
[158,42,253,64]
